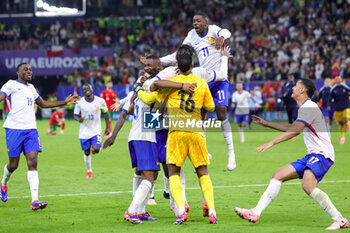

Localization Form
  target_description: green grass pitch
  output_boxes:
[0,120,349,233]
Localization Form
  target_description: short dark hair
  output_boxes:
[177,53,192,73]
[300,78,316,98]
[17,62,28,72]
[194,12,209,22]
[176,44,195,59]
[145,55,160,61]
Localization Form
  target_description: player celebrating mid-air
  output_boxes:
[74,84,109,179]
[330,76,350,144]
[142,45,232,215]
[159,12,236,171]
[0,63,78,210]
[48,106,65,135]
[100,80,118,137]
[234,79,349,230]
[138,48,217,225]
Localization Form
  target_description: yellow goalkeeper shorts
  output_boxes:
[166,131,209,168]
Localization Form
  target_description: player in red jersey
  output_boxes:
[48,107,65,135]
[100,80,118,136]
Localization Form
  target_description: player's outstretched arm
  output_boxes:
[138,91,158,105]
[153,80,195,93]
[251,115,292,132]
[159,52,177,66]
[255,121,305,152]
[103,105,133,149]
[36,94,79,108]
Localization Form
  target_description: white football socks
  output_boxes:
[252,178,282,215]
[84,154,92,172]
[309,187,343,221]
[238,126,245,141]
[128,179,152,214]
[2,165,12,186]
[27,170,39,202]
[149,182,155,199]
[138,184,153,214]
[163,173,169,194]
[132,173,142,197]
[221,119,236,160]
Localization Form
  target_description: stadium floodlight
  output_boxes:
[35,0,86,17]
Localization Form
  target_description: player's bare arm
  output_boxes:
[36,94,79,108]
[255,121,305,152]
[153,80,195,93]
[73,114,84,123]
[103,104,134,149]
[252,115,293,132]
[215,36,225,50]
[103,112,110,136]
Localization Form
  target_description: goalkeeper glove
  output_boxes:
[133,82,144,93]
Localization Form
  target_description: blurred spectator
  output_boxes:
[281,74,298,124]
[0,0,349,86]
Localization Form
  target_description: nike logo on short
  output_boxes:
[218,100,225,103]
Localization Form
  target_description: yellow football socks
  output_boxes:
[199,175,215,210]
[169,175,184,210]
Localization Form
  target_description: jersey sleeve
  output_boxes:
[160,52,176,66]
[30,84,40,101]
[212,24,231,39]
[122,94,132,113]
[153,88,170,103]
[143,77,158,92]
[0,81,14,98]
[231,93,236,103]
[213,56,228,81]
[100,98,108,113]
[100,90,105,98]
[296,105,315,125]
[73,103,81,116]
[202,81,215,112]
[193,67,214,82]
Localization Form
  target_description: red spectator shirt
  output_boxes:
[100,89,117,111]
[49,110,64,126]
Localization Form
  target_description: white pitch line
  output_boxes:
[8,179,350,199]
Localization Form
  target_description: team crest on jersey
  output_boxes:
[207,37,215,43]
[94,105,100,110]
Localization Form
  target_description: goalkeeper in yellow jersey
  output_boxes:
[137,45,217,224]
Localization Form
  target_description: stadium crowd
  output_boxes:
[1,0,350,87]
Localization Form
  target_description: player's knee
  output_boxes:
[92,148,100,154]
[7,163,18,172]
[153,171,158,180]
[217,112,227,121]
[301,183,313,195]
[195,166,208,178]
[271,172,284,182]
[27,160,37,170]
